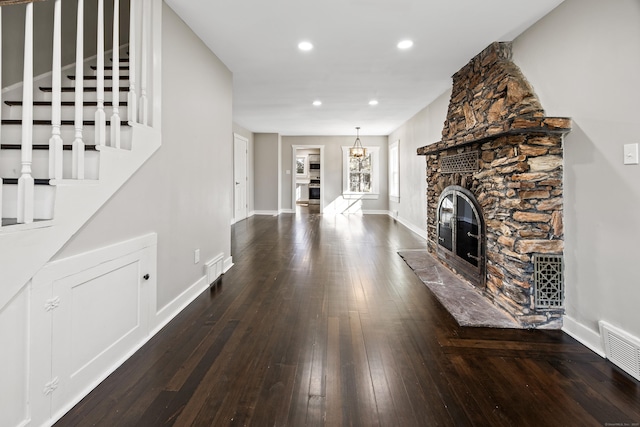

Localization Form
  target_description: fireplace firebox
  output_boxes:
[436,186,485,287]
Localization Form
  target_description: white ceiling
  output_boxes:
[165,0,564,136]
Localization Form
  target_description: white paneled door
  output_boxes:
[234,134,248,222]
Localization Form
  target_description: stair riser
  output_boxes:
[26,89,131,104]
[93,70,130,77]
[1,184,55,219]
[0,150,100,180]
[1,122,132,145]
[2,105,129,121]
[67,77,131,84]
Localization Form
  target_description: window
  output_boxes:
[389,140,399,202]
[342,146,380,199]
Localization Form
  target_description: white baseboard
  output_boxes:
[388,213,428,241]
[362,210,391,215]
[248,210,256,217]
[253,210,279,216]
[152,275,209,336]
[280,209,295,214]
[562,315,605,358]
[224,256,234,273]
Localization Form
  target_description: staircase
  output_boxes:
[0,0,162,310]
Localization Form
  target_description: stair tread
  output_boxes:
[111,57,130,62]
[5,100,116,107]
[1,218,51,226]
[90,65,130,70]
[39,86,130,92]
[68,75,130,81]
[1,143,98,151]
[2,119,129,126]
[2,178,51,185]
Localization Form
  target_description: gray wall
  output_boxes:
[281,135,388,213]
[55,2,233,310]
[388,91,449,235]
[391,0,640,344]
[254,133,280,212]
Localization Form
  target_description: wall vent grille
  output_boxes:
[205,253,224,286]
[440,151,479,174]
[599,321,640,381]
[533,254,564,309]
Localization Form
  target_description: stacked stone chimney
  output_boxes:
[418,42,571,328]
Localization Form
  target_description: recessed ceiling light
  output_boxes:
[298,41,313,51]
[397,39,413,50]
[312,100,322,106]
[369,100,379,106]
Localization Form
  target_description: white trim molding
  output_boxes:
[562,315,606,358]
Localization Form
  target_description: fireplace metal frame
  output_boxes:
[436,186,486,288]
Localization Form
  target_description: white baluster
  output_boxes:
[73,0,85,179]
[0,7,3,228]
[95,0,106,147]
[49,0,63,180]
[139,0,149,126]
[0,6,2,145]
[18,2,35,223]
[110,0,121,148]
[127,0,137,124]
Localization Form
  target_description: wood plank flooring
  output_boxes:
[56,213,640,426]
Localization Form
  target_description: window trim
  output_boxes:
[389,139,400,202]
[342,146,380,199]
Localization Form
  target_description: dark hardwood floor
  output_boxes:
[57,213,640,426]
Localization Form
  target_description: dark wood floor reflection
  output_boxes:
[57,213,640,426]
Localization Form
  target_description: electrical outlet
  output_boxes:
[194,249,200,264]
[623,143,639,165]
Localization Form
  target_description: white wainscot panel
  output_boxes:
[30,233,157,427]
[53,257,147,411]
[0,287,29,427]
[69,262,141,370]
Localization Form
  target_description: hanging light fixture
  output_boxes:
[349,127,367,159]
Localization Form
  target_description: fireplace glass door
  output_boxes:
[436,187,484,285]
[438,194,454,252]
[455,194,479,267]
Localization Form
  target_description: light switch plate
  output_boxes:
[624,143,639,165]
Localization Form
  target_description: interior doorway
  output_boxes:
[291,145,324,214]
[234,134,248,223]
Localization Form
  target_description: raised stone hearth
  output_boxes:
[417,42,571,329]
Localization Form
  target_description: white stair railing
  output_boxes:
[49,0,63,180]
[17,2,34,224]
[95,0,106,147]
[1,0,161,227]
[110,0,121,149]
[0,7,3,229]
[128,0,137,124]
[139,0,149,126]
[72,0,85,179]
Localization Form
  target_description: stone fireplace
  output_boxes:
[417,42,571,328]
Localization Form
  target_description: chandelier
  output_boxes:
[349,127,367,159]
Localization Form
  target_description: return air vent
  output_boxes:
[534,254,564,309]
[440,151,479,174]
[205,253,224,286]
[599,321,640,381]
